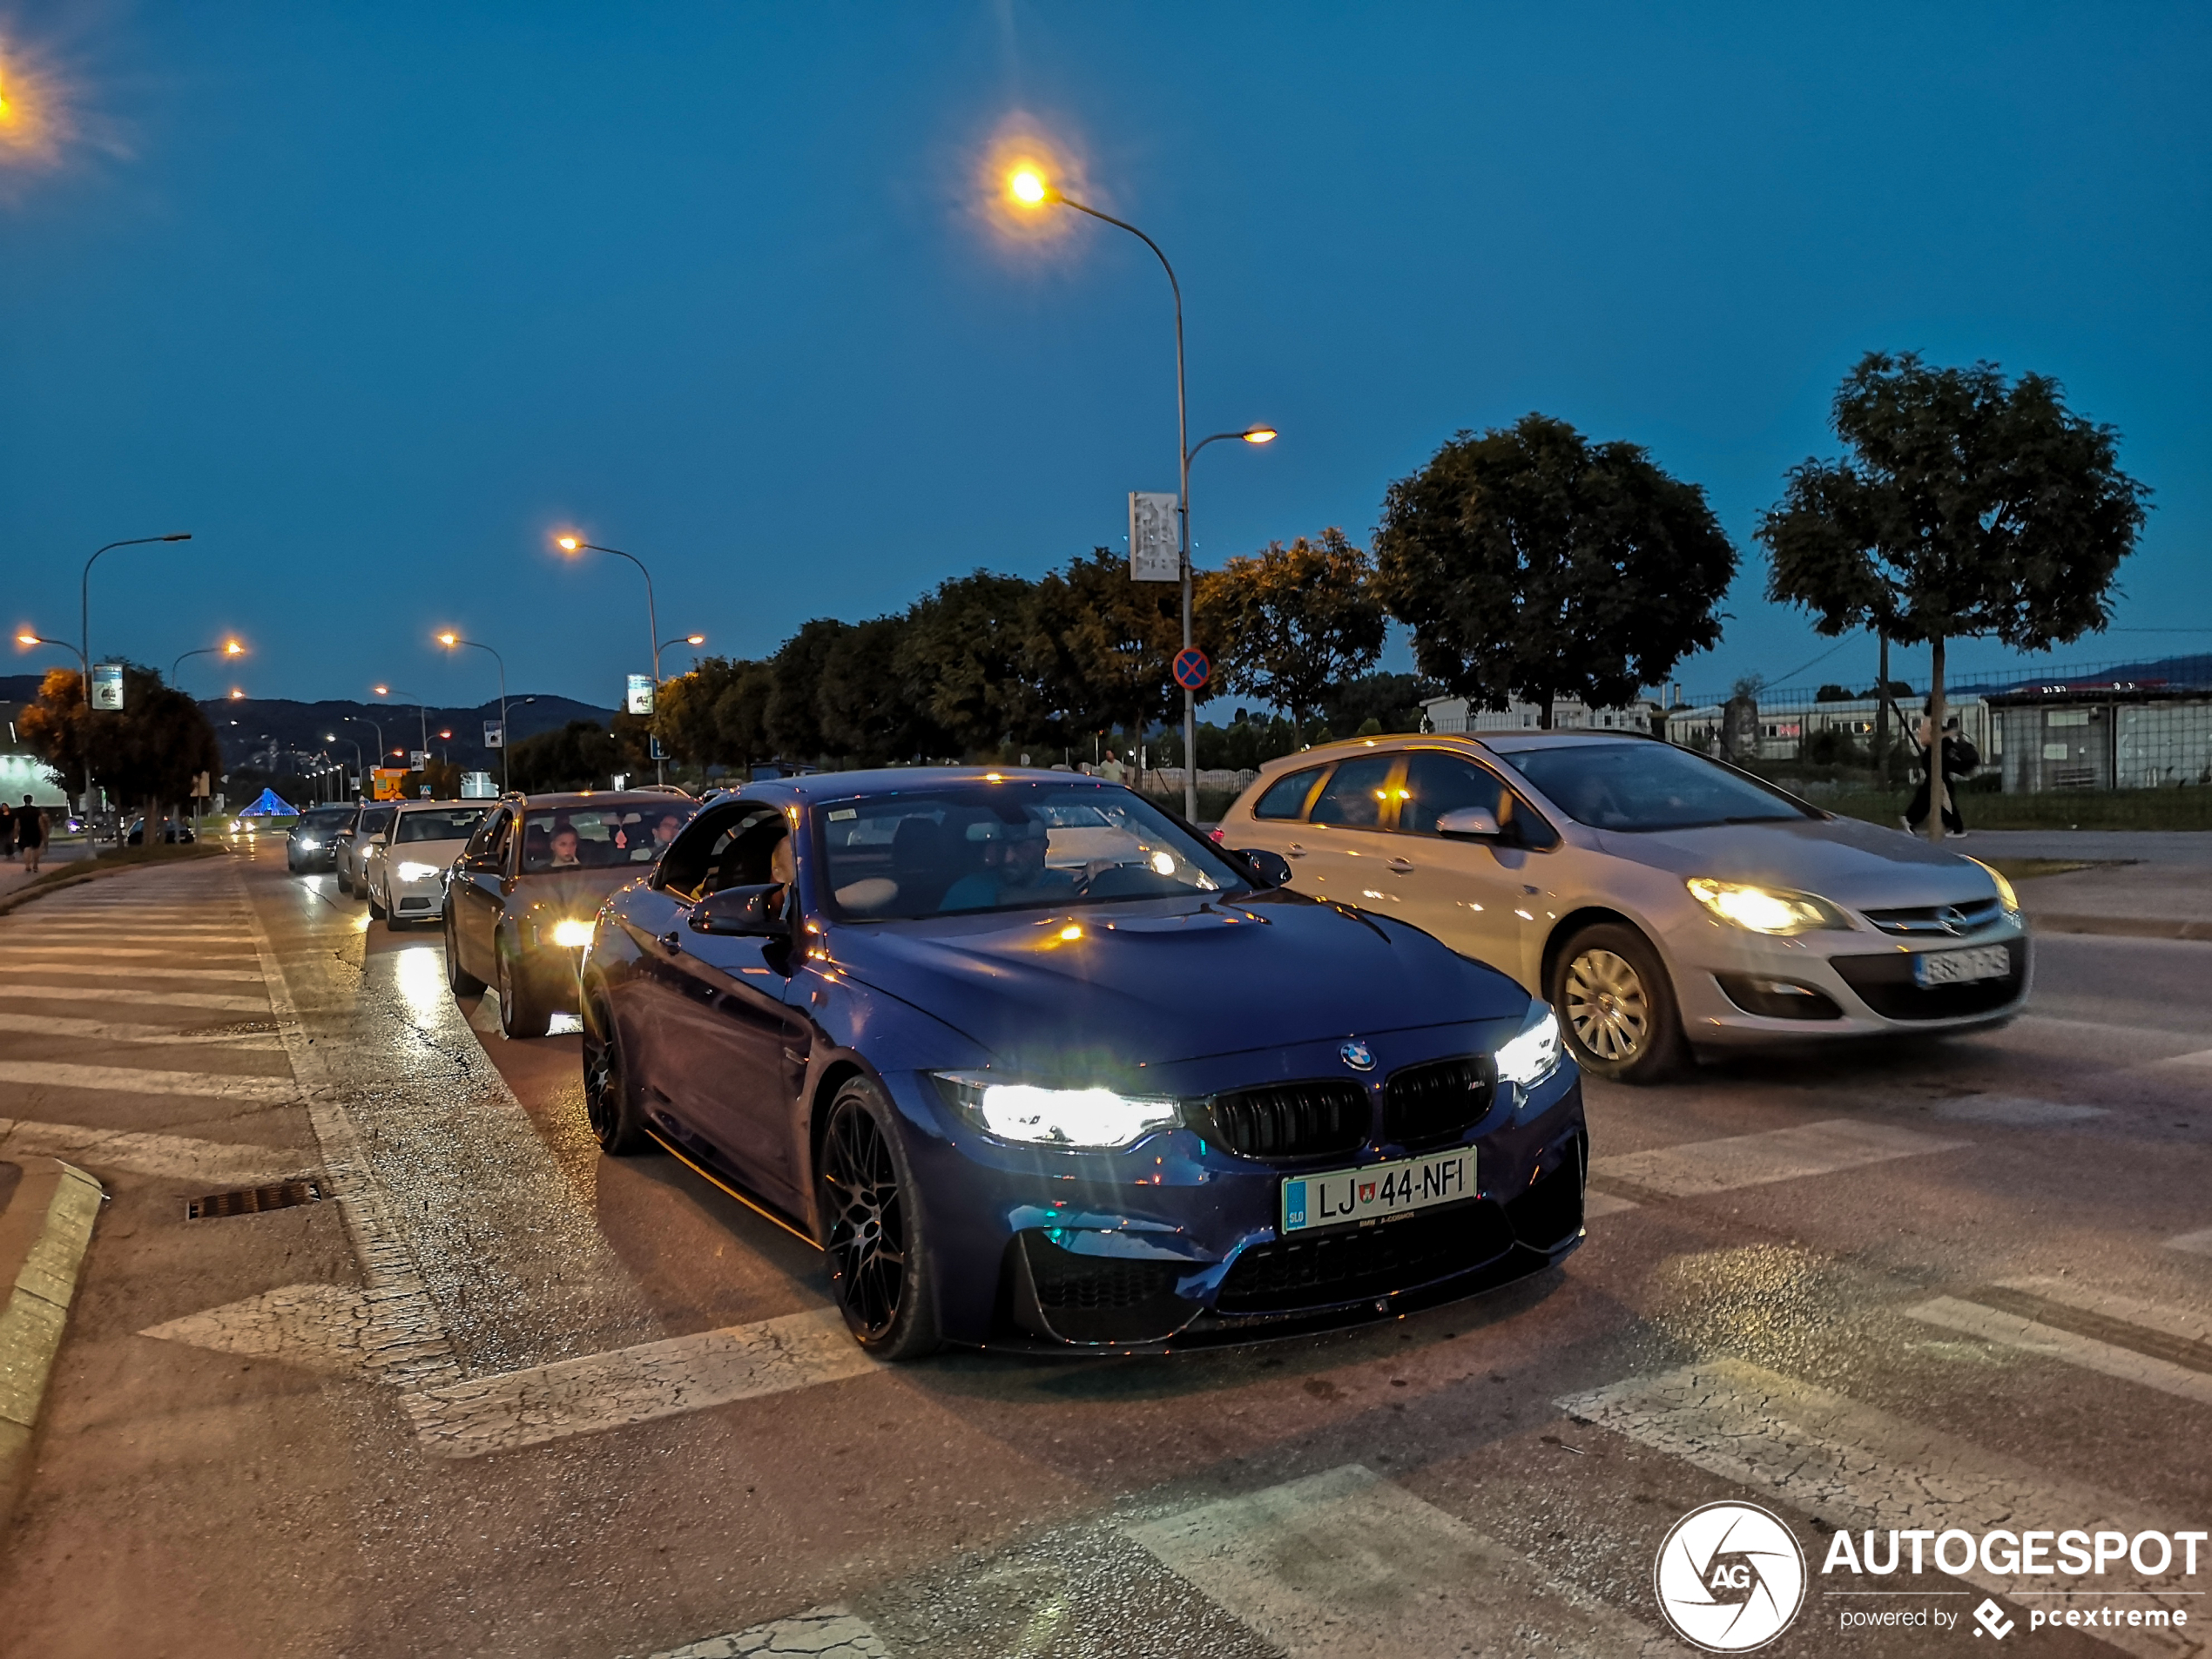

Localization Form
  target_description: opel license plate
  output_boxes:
[1912,943,2011,987]
[1281,1150,1474,1235]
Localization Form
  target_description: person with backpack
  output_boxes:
[1905,711,1979,837]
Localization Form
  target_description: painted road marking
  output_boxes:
[1560,1358,2198,1658]
[0,1061,298,1103]
[0,985,270,1015]
[1583,1190,1642,1218]
[1931,1096,2106,1125]
[1904,1281,2212,1409]
[1997,1275,2212,1345]
[645,1606,890,1659]
[2168,1227,2212,1257]
[138,1283,455,1380]
[1123,1464,1679,1659]
[0,1116,304,1184]
[0,1012,281,1049]
[0,945,260,961]
[0,962,265,984]
[1589,1119,1965,1204]
[401,1305,879,1459]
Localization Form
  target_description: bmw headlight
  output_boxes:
[1495,1001,1562,1089]
[933,1072,1179,1149]
[395,860,443,882]
[1686,877,1847,935]
[550,918,596,949]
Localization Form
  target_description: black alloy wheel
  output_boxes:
[496,938,551,1040]
[1547,920,1686,1084]
[444,907,486,996]
[819,1079,940,1360]
[581,991,644,1154]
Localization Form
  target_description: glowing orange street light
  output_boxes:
[1243,427,1278,444]
[1008,166,1053,206]
[229,689,245,700]
[175,637,247,694]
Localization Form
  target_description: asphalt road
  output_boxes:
[0,838,2207,1659]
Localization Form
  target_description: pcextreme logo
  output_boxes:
[1655,1502,1809,1652]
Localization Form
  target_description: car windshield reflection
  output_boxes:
[819,784,1250,921]
[1499,741,1812,832]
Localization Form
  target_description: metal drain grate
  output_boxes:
[185,1179,325,1220]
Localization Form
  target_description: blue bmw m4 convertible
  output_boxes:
[579,769,1588,1358]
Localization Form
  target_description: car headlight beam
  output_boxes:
[1966,856,2020,915]
[1495,1001,1562,1090]
[395,860,443,882]
[934,1072,1178,1149]
[550,918,596,949]
[1686,877,1846,935]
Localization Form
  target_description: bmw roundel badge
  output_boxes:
[1339,1040,1376,1072]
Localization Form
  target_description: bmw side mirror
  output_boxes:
[1436,806,1503,839]
[691,883,792,938]
[1234,848,1294,887]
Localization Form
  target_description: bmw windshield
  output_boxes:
[1499,741,1815,832]
[819,784,1251,921]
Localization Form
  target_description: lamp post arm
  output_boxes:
[580,541,664,783]
[83,535,189,671]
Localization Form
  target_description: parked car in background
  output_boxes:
[577,769,1583,1359]
[287,805,356,873]
[334,801,395,896]
[125,817,196,845]
[362,801,492,928]
[1216,732,2028,1082]
[445,791,701,1037]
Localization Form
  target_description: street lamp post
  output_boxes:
[341,715,383,797]
[556,536,665,785]
[327,733,364,796]
[83,533,192,672]
[1007,168,1274,821]
[172,638,246,698]
[373,685,431,761]
[438,634,508,792]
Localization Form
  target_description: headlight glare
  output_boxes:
[1686,877,1844,934]
[1966,857,2020,914]
[934,1072,1178,1149]
[1495,1001,1562,1089]
[395,860,443,882]
[550,918,595,949]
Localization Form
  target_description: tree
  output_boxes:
[1022,548,1190,755]
[818,616,946,764]
[766,619,851,761]
[17,669,89,800]
[657,657,778,773]
[1318,671,1434,739]
[1373,413,1737,727]
[896,570,1048,756]
[20,664,219,815]
[1200,529,1386,738]
[508,720,622,792]
[1759,353,2149,842]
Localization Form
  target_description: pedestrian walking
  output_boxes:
[1097,750,1126,786]
[1904,712,1977,837]
[0,801,14,860]
[16,796,46,873]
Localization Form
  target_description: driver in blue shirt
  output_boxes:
[941,819,1074,912]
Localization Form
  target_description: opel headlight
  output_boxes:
[1495,1001,1562,1089]
[934,1072,1178,1149]
[1686,877,1846,935]
[1966,857,2020,915]
[550,918,596,949]
[395,860,443,882]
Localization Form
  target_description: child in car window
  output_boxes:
[546,825,583,867]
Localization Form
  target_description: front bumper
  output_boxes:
[883,1047,1588,1352]
[287,841,337,871]
[386,872,450,920]
[1662,911,2030,1048]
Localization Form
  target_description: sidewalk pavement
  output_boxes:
[1958,828,2212,940]
[0,844,92,903]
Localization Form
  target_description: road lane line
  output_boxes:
[1123,1464,1682,1659]
[138,1283,449,1379]
[0,1012,280,1049]
[1932,1096,2106,1125]
[239,876,463,1391]
[645,1606,890,1659]
[0,945,260,961]
[0,963,264,984]
[2168,1228,2212,1257]
[0,985,270,1014]
[1589,1120,1966,1201]
[1904,1298,2212,1407]
[401,1305,879,1458]
[0,1061,299,1103]
[1584,1190,1642,1217]
[1559,1358,2199,1659]
[1995,1276,2212,1345]
[0,1116,303,1184]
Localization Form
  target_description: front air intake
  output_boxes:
[1191,1080,1370,1161]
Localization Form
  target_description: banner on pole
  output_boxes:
[483,721,504,749]
[91,664,125,711]
[1129,492,1179,583]
[625,674,656,716]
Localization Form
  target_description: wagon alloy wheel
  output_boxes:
[818,1082,940,1359]
[496,939,550,1040]
[1565,948,1649,1063]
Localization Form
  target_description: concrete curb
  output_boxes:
[0,845,228,918]
[0,1157,105,1520]
[2029,914,2212,942]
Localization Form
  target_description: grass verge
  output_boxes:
[1818,788,2212,832]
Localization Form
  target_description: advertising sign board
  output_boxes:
[483,721,504,749]
[625,674,656,716]
[1129,491,1179,583]
[91,664,125,711]
[460,772,497,799]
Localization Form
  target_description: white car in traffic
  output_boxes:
[364,801,493,931]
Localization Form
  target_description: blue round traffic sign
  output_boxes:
[1172,648,1211,691]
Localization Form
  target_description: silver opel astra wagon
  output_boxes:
[1216,732,2027,1082]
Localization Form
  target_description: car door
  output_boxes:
[450,808,513,982]
[627,801,809,1197]
[1285,752,1404,907]
[1375,748,1554,985]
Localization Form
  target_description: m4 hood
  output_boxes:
[1597,815,2004,911]
[820,890,1527,1076]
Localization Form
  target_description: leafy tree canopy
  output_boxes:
[1373,413,1737,726]
[1199,529,1386,734]
[18,664,219,808]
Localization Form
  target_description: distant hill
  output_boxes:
[2,677,616,777]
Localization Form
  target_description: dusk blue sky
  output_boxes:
[4,3,2208,714]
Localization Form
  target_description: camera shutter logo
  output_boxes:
[1653,1501,1807,1652]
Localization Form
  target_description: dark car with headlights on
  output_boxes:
[578,769,1586,1359]
[445,791,700,1039]
[287,805,356,873]
[334,800,395,896]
